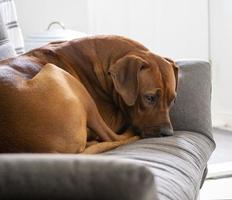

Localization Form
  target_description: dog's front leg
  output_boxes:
[81,136,139,154]
[117,127,140,140]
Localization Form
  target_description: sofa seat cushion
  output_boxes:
[105,131,215,200]
[0,131,215,200]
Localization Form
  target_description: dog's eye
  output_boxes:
[141,64,149,70]
[170,97,176,107]
[144,94,158,105]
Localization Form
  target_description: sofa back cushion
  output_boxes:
[170,60,213,140]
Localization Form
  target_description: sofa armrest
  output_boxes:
[0,154,156,200]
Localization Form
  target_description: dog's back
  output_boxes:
[0,63,88,153]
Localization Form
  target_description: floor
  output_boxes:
[200,177,232,199]
[208,128,232,164]
[200,128,232,200]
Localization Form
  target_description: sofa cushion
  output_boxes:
[0,154,156,200]
[105,131,215,200]
[0,130,215,200]
[170,60,213,141]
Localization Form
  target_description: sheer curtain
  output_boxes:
[0,0,24,54]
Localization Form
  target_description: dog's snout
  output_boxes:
[159,127,174,137]
[142,125,174,138]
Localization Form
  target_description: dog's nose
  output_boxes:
[159,127,174,137]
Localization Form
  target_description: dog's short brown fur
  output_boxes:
[0,35,178,153]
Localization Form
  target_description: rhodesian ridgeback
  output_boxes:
[0,35,178,154]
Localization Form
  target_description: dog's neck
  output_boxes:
[92,75,131,133]
[78,62,131,133]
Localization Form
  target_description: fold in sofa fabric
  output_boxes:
[0,0,24,55]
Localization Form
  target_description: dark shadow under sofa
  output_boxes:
[0,11,215,200]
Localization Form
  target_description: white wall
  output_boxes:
[15,0,209,60]
[88,0,209,60]
[210,0,232,128]
[14,0,88,38]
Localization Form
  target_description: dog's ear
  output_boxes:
[165,57,179,92]
[108,55,146,106]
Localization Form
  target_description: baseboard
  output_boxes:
[212,112,232,130]
[207,162,232,180]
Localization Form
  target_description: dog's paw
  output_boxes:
[117,130,138,140]
[123,136,140,144]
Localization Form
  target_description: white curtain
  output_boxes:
[0,0,24,54]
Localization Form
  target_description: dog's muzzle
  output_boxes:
[140,126,174,138]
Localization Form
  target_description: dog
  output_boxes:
[0,35,178,154]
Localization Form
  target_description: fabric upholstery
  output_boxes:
[0,0,24,55]
[0,154,156,200]
[105,131,215,200]
[170,61,213,141]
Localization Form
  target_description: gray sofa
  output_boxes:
[0,13,215,200]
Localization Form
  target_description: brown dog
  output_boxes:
[0,35,178,154]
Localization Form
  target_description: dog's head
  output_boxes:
[109,52,178,138]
